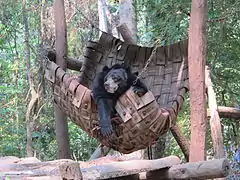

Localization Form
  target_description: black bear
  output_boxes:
[92,64,148,138]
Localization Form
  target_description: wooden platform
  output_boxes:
[0,155,230,180]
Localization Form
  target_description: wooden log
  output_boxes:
[207,107,240,120]
[82,155,181,179]
[66,57,83,71]
[145,158,230,180]
[205,67,225,159]
[45,49,83,71]
[217,106,240,119]
[59,161,82,180]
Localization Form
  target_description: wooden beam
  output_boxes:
[205,66,225,159]
[188,0,207,162]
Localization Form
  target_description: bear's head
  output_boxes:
[103,64,130,94]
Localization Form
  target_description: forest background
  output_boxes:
[0,0,240,173]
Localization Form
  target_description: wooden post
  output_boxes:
[188,0,207,162]
[205,67,225,159]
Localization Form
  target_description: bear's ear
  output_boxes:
[102,66,109,72]
[111,64,123,69]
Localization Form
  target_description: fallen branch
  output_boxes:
[205,67,224,159]
[170,124,190,161]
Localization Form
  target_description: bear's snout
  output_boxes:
[104,78,118,93]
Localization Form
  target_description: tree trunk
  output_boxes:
[23,0,34,157]
[119,0,137,42]
[39,0,47,95]
[98,0,108,36]
[53,0,71,159]
[188,0,207,162]
[40,0,46,43]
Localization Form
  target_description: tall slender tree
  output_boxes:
[23,0,34,157]
[98,0,108,37]
[53,0,71,159]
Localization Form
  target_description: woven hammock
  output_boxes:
[45,33,189,154]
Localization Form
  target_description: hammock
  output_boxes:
[45,32,189,154]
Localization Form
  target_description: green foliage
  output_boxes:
[137,0,191,46]
[68,121,98,161]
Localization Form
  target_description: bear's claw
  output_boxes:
[133,86,148,97]
[100,125,113,138]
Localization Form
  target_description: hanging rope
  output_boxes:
[132,39,161,85]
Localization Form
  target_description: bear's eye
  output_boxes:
[113,76,121,82]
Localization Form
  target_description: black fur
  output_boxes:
[92,64,148,138]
